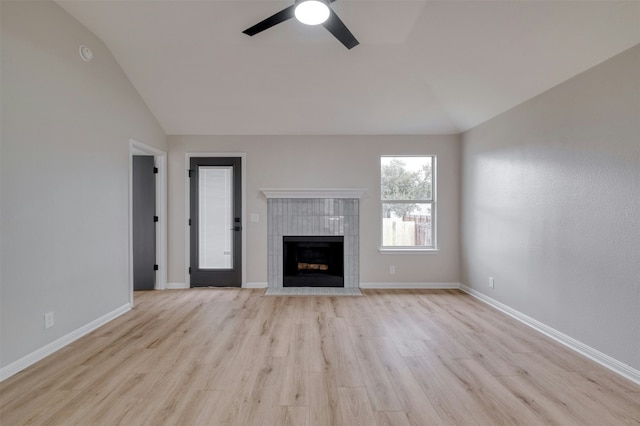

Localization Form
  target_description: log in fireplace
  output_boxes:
[283,236,344,287]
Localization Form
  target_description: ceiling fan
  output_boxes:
[242,0,359,50]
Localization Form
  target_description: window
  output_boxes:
[381,156,436,251]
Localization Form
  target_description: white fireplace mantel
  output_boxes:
[260,188,366,199]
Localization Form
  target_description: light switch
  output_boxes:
[250,213,259,223]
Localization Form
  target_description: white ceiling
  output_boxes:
[57,0,640,135]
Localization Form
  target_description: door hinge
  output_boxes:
[188,218,192,226]
[188,267,192,274]
[154,264,159,271]
[154,216,159,223]
[153,167,158,174]
[188,169,193,178]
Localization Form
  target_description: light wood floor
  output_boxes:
[1,289,639,425]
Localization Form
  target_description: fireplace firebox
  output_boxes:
[283,236,344,287]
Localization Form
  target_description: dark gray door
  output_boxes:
[133,155,156,290]
[189,157,242,287]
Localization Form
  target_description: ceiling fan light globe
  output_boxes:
[294,0,330,26]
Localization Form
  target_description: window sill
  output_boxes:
[378,247,440,254]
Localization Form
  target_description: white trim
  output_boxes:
[360,282,460,289]
[185,153,247,288]
[378,248,440,254]
[0,304,131,382]
[243,282,268,289]
[129,140,168,298]
[260,188,366,199]
[166,282,189,290]
[432,156,438,251]
[460,285,640,386]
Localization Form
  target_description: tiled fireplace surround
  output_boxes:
[265,192,362,289]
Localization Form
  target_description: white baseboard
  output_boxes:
[360,282,461,289]
[243,282,267,289]
[460,285,640,386]
[0,303,131,382]
[166,282,188,289]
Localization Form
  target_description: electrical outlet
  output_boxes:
[389,265,396,275]
[44,312,54,329]
[489,277,495,289]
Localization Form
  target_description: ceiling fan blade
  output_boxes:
[243,5,296,36]
[322,10,359,49]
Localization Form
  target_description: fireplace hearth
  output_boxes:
[283,236,344,287]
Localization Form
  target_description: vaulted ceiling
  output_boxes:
[57,0,640,135]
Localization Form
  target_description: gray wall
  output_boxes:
[167,135,461,286]
[461,45,640,370]
[1,1,166,368]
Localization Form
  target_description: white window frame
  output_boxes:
[379,155,438,254]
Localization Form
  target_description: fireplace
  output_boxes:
[262,192,363,289]
[283,236,344,287]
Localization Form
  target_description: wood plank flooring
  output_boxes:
[1,289,639,425]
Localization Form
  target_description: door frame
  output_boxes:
[129,139,167,304]
[185,153,246,288]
